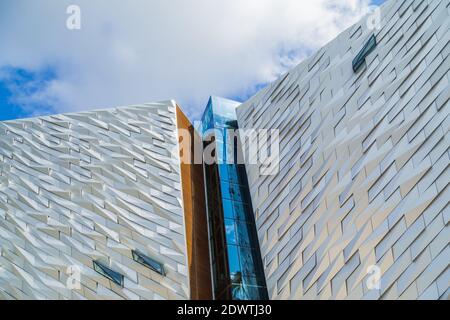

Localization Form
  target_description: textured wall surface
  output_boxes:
[237,0,449,300]
[0,101,190,300]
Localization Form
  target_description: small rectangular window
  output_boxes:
[132,250,165,276]
[93,261,124,287]
[352,34,377,72]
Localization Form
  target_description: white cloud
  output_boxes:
[0,0,372,120]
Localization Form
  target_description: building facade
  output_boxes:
[0,0,448,300]
[0,101,211,300]
[236,0,449,300]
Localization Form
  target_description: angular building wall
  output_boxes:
[237,0,449,300]
[176,106,212,300]
[0,101,191,299]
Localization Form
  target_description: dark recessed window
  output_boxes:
[93,261,124,287]
[352,34,377,72]
[132,250,165,276]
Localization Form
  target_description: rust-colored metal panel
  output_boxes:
[176,105,212,300]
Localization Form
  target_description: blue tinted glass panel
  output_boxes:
[201,101,214,133]
[222,198,252,221]
[227,245,241,276]
[93,261,124,287]
[218,164,244,183]
[218,165,231,182]
[219,182,233,200]
[244,285,267,300]
[242,276,266,288]
[220,182,245,202]
[233,202,250,221]
[222,199,235,220]
[236,221,253,247]
[241,276,259,286]
[238,247,258,276]
[231,283,251,300]
[132,250,165,275]
[224,219,237,245]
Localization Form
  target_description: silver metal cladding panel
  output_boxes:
[0,101,190,300]
[237,0,450,300]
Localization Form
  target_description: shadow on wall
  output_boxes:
[176,105,213,300]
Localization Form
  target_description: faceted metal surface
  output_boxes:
[237,0,449,300]
[0,101,190,300]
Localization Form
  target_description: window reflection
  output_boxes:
[227,245,240,275]
[236,221,252,247]
[233,202,250,221]
[231,272,250,300]
[222,199,235,220]
[202,97,268,301]
[225,219,237,245]
[238,246,257,276]
[221,182,245,202]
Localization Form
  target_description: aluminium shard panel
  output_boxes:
[236,0,450,300]
[0,101,190,300]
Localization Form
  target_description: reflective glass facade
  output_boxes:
[201,97,268,300]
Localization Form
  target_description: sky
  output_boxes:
[0,0,385,122]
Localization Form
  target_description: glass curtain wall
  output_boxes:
[201,96,268,300]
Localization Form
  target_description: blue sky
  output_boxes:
[0,67,57,120]
[0,0,385,122]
